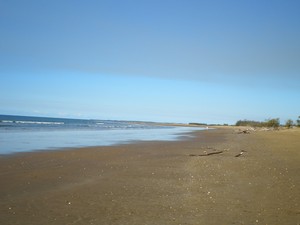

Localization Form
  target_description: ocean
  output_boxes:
[0,115,204,154]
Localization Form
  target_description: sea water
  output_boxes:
[0,115,204,154]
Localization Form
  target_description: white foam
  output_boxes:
[14,121,64,125]
[1,120,14,123]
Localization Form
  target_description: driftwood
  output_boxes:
[235,150,246,157]
[189,149,246,157]
[238,130,251,134]
[189,151,223,157]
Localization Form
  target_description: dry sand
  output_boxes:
[0,128,299,225]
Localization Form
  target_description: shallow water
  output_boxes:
[0,115,204,154]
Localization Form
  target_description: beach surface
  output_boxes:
[0,128,299,225]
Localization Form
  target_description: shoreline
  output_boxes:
[0,125,206,155]
[0,128,299,224]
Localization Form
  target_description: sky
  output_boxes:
[0,0,299,124]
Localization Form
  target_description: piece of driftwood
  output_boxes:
[238,130,251,134]
[235,150,246,157]
[189,151,223,157]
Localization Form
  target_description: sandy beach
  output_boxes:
[0,128,299,225]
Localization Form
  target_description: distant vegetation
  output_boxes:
[285,119,294,129]
[265,118,280,128]
[191,115,300,128]
[189,123,208,126]
[236,118,280,128]
[235,120,263,127]
[236,116,300,128]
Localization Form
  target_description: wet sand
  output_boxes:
[0,128,299,225]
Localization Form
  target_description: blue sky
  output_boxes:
[0,0,299,124]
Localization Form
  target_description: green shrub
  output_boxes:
[285,119,294,128]
[264,118,280,128]
[235,120,262,127]
[236,118,280,128]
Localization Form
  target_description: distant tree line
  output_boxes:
[236,118,280,128]
[189,122,208,126]
[235,120,264,127]
[236,116,300,128]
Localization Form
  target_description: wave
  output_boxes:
[1,120,64,125]
[1,120,14,123]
